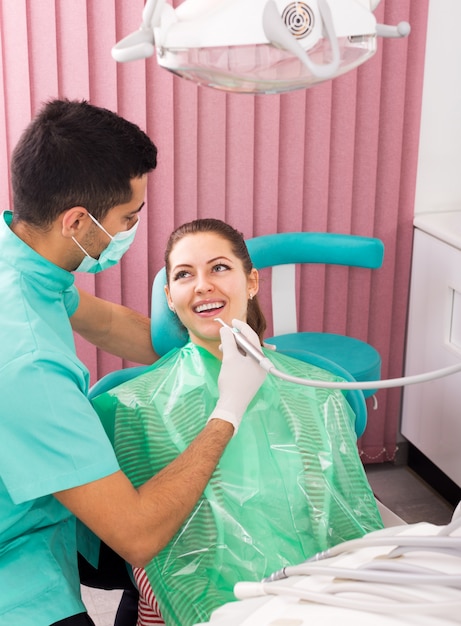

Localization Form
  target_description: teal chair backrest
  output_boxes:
[245,232,384,337]
[271,348,367,438]
[88,365,149,399]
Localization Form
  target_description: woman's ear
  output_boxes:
[248,268,259,298]
[164,285,175,313]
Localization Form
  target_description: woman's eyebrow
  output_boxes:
[171,256,233,272]
[171,262,193,272]
[207,256,232,264]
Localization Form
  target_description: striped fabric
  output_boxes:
[133,567,165,626]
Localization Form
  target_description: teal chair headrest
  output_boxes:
[245,232,384,270]
[151,267,188,356]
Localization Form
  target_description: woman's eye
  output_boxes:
[213,263,230,273]
[173,270,190,281]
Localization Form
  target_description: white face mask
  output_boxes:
[72,213,139,273]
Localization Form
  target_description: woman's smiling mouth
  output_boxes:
[194,301,225,314]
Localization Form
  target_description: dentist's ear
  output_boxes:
[61,207,89,238]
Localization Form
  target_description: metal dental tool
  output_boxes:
[214,318,272,369]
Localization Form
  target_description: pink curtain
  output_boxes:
[0,0,429,462]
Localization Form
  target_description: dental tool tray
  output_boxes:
[195,520,461,625]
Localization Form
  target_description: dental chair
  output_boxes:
[245,232,384,401]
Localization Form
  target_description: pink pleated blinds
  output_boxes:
[0,0,429,462]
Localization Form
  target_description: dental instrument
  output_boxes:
[214,318,461,391]
[215,318,269,364]
[112,0,410,95]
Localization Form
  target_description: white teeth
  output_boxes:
[195,302,223,313]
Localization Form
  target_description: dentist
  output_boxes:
[0,99,266,626]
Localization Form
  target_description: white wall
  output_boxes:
[415,0,461,214]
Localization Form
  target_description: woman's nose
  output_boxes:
[194,273,213,293]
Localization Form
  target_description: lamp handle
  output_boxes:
[263,0,340,80]
[376,21,411,38]
[111,0,166,63]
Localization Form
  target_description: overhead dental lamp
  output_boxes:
[112,0,410,95]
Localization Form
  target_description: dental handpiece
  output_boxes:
[214,318,268,364]
[215,318,461,390]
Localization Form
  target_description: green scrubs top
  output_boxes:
[0,211,120,626]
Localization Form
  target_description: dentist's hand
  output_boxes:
[208,319,267,434]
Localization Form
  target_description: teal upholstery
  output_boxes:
[88,365,149,442]
[245,232,384,399]
[264,333,381,385]
[88,365,149,400]
[245,232,383,268]
[151,267,188,355]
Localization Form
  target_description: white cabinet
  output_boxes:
[401,212,461,487]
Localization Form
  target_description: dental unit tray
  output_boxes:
[112,0,410,95]
[195,510,461,625]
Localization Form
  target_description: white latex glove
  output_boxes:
[208,319,268,434]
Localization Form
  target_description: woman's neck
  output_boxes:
[190,337,223,361]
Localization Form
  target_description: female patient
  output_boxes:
[92,219,383,626]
